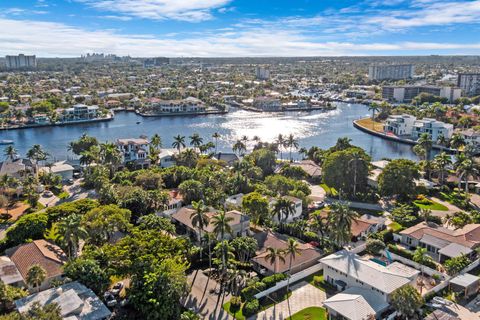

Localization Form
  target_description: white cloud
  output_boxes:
[77,0,232,22]
[100,15,133,21]
[1,17,480,57]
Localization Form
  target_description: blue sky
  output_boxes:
[1,0,480,57]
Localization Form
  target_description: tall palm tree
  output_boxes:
[437,134,448,148]
[276,134,285,160]
[100,142,122,177]
[26,264,47,293]
[26,144,49,178]
[172,135,186,152]
[413,247,433,290]
[456,159,478,194]
[349,151,364,196]
[57,213,88,259]
[212,132,221,154]
[417,133,433,161]
[150,134,162,150]
[285,238,301,319]
[190,200,209,260]
[265,246,285,274]
[420,208,431,223]
[211,211,234,240]
[272,198,295,224]
[232,140,246,157]
[368,103,380,128]
[433,152,451,186]
[214,240,235,290]
[328,201,358,248]
[189,133,203,151]
[286,134,299,162]
[3,145,17,161]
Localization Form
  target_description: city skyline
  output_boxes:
[1,0,480,57]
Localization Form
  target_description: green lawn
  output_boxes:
[287,307,327,320]
[388,221,404,232]
[223,301,246,320]
[413,200,448,211]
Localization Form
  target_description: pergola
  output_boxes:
[449,273,480,297]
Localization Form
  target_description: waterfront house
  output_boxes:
[171,207,250,242]
[6,239,68,291]
[15,281,111,320]
[0,158,34,179]
[148,97,206,114]
[400,222,480,262]
[253,96,281,111]
[61,104,99,122]
[290,160,322,180]
[225,193,244,209]
[158,189,183,217]
[32,113,50,125]
[383,114,416,136]
[251,230,321,275]
[321,250,419,318]
[158,148,179,168]
[412,118,454,141]
[116,137,150,168]
[213,152,240,166]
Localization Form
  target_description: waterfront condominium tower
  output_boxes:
[368,64,414,81]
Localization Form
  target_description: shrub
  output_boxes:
[388,244,437,269]
[303,231,319,242]
[229,296,242,313]
[262,273,287,288]
[241,282,266,302]
[313,276,323,286]
[242,299,260,317]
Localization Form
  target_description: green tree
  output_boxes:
[417,133,433,161]
[378,159,420,200]
[286,134,299,162]
[3,146,17,161]
[26,264,46,293]
[178,179,203,204]
[265,246,285,274]
[81,205,131,246]
[242,192,270,225]
[0,281,27,313]
[248,148,277,177]
[211,211,234,240]
[231,237,258,263]
[413,247,433,282]
[212,132,221,154]
[365,238,386,255]
[284,238,301,319]
[189,133,203,151]
[444,255,470,276]
[390,285,424,319]
[5,212,48,247]
[172,135,186,152]
[64,258,109,295]
[272,197,295,224]
[138,214,175,234]
[68,133,98,155]
[433,152,452,186]
[128,258,189,320]
[190,200,209,259]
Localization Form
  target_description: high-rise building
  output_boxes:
[143,57,170,68]
[457,73,480,97]
[5,54,37,69]
[368,64,414,81]
[255,66,270,80]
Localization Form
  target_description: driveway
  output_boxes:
[305,181,325,201]
[250,282,326,320]
[429,197,461,219]
[445,301,480,319]
[181,270,232,320]
[63,179,97,201]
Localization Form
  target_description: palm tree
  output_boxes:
[189,133,203,151]
[214,240,235,288]
[57,213,88,259]
[420,208,431,223]
[265,246,286,274]
[100,142,122,177]
[26,144,49,178]
[433,152,451,186]
[172,135,186,152]
[26,264,47,293]
[284,238,301,319]
[437,134,448,148]
[150,134,162,150]
[456,159,478,194]
[368,103,380,128]
[190,200,209,260]
[212,132,220,154]
[349,151,364,196]
[417,133,433,161]
[328,201,358,247]
[211,211,234,240]
[232,140,246,157]
[241,135,249,144]
[202,231,216,277]
[3,145,17,161]
[413,247,433,291]
[286,134,299,162]
[276,134,285,160]
[450,133,465,154]
[272,198,295,224]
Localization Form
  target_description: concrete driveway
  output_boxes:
[250,282,326,320]
[305,181,326,201]
[181,270,232,320]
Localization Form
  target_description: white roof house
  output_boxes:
[320,250,419,295]
[324,287,389,320]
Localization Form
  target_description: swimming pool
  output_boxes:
[370,258,387,267]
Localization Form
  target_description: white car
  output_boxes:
[432,296,452,306]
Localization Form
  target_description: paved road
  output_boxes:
[181,270,232,320]
[250,282,326,320]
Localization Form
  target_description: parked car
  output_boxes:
[432,296,452,306]
[66,178,74,185]
[310,201,325,210]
